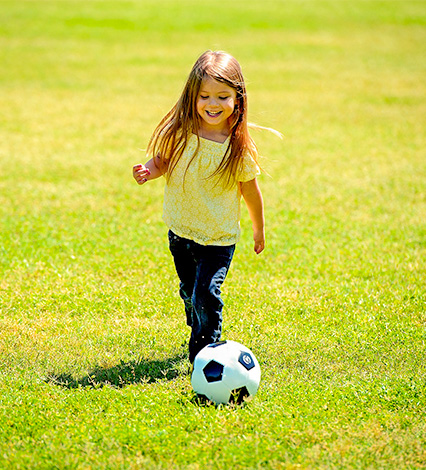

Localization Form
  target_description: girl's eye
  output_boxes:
[219,96,229,100]
[200,96,208,100]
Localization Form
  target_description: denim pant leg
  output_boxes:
[168,231,196,327]
[189,243,235,362]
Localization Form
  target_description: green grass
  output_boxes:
[1,0,425,468]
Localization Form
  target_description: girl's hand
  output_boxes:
[133,164,151,185]
[253,229,265,255]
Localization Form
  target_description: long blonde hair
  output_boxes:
[147,50,259,188]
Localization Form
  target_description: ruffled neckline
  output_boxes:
[191,133,231,147]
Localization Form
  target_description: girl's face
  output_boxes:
[196,76,237,134]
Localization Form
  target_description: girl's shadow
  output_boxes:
[47,354,186,389]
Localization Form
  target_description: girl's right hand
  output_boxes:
[133,164,151,185]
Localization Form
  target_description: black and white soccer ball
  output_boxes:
[191,340,261,405]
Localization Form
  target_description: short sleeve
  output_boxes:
[237,153,260,182]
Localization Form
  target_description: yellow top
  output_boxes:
[163,134,260,246]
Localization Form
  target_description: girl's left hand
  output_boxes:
[253,229,265,255]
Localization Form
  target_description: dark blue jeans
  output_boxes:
[168,230,235,363]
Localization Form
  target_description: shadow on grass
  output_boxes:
[46,354,186,389]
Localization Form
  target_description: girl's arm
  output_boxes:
[133,156,163,185]
[240,178,265,254]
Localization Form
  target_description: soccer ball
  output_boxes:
[191,340,261,405]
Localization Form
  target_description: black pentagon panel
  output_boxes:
[203,360,224,383]
[208,341,227,348]
[230,386,250,405]
[238,351,255,370]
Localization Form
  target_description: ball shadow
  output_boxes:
[46,353,186,389]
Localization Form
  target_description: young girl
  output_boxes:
[133,50,265,363]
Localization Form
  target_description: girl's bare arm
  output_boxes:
[240,178,265,254]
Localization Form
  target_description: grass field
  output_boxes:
[1,0,425,468]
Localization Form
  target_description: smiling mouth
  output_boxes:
[206,111,222,117]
